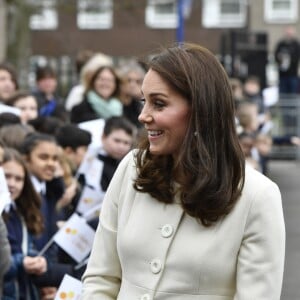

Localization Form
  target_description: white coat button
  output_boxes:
[161,224,173,238]
[140,293,151,300]
[150,258,162,274]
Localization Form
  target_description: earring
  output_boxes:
[194,131,198,137]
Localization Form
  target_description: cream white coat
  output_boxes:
[81,151,285,300]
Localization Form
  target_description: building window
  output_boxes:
[202,0,247,28]
[77,0,113,29]
[264,0,298,23]
[29,0,58,30]
[145,0,178,29]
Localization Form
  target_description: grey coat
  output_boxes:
[0,217,11,297]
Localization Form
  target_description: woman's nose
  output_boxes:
[138,111,153,124]
[138,105,153,123]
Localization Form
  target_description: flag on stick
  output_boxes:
[0,168,11,214]
[76,185,104,215]
[54,274,82,300]
[53,213,95,263]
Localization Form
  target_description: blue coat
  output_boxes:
[3,209,40,300]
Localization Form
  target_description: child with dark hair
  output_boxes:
[55,124,91,173]
[32,65,69,122]
[20,132,64,248]
[0,141,11,297]
[2,147,47,300]
[19,132,77,290]
[56,116,136,277]
[55,124,92,219]
[6,91,38,124]
[78,116,135,189]
[28,115,64,135]
[0,62,18,103]
[76,116,136,228]
[0,112,21,128]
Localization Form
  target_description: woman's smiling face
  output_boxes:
[94,68,116,99]
[138,69,191,158]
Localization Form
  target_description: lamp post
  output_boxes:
[176,0,184,43]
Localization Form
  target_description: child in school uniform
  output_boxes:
[20,132,76,292]
[52,116,136,279]
[20,132,65,249]
[76,116,136,227]
[0,141,11,298]
[55,124,92,175]
[54,124,92,219]
[2,148,47,300]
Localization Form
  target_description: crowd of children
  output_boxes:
[0,52,142,299]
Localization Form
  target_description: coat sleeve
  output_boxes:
[81,151,133,300]
[0,217,11,278]
[3,253,24,281]
[234,181,285,300]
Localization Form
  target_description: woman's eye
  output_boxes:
[140,98,165,109]
[154,101,165,108]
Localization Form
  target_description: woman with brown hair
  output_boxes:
[81,43,285,300]
[70,65,122,124]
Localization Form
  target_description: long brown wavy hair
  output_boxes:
[2,148,44,235]
[134,43,245,226]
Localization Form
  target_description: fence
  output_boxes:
[269,94,300,160]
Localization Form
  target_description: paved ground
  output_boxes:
[267,159,300,300]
